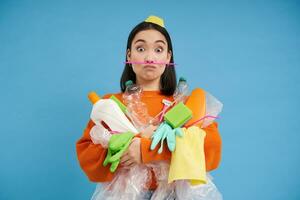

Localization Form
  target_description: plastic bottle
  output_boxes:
[173,77,189,103]
[88,91,139,135]
[123,80,152,131]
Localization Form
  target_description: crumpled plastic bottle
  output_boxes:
[173,77,189,103]
[122,80,152,132]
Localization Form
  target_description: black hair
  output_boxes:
[120,21,177,96]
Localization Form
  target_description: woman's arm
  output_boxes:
[76,120,115,182]
[140,136,172,163]
[202,122,222,171]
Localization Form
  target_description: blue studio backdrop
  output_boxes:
[1,1,299,199]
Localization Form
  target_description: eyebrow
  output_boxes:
[134,39,146,44]
[155,40,166,45]
[134,39,166,45]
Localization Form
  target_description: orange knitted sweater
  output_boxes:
[76,90,222,189]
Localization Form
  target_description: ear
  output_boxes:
[126,49,131,61]
[167,50,172,63]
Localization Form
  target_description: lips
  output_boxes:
[144,65,157,69]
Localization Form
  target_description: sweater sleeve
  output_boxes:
[202,121,222,171]
[140,122,222,172]
[76,120,115,182]
[140,137,171,163]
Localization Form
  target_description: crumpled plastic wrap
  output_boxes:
[91,161,222,200]
[174,174,223,200]
[201,91,223,128]
[91,164,152,200]
[89,124,112,148]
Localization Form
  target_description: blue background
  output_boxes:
[1,0,299,199]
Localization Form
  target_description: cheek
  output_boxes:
[158,66,166,75]
[130,52,143,61]
[132,66,142,75]
[159,52,170,60]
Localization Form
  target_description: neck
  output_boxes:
[136,77,160,91]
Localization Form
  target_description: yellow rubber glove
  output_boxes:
[168,126,207,185]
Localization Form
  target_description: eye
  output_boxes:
[136,47,145,52]
[155,47,163,53]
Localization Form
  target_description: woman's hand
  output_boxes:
[120,138,142,168]
[140,125,158,138]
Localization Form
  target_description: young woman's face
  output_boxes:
[127,29,171,83]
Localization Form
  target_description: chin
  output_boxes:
[142,75,160,81]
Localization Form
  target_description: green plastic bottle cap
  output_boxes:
[179,77,186,82]
[125,80,133,87]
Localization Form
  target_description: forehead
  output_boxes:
[132,29,167,45]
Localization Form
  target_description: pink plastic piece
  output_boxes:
[124,61,176,66]
[185,115,219,128]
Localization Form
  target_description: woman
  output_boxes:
[76,15,222,199]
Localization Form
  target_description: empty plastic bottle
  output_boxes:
[123,80,152,132]
[173,77,189,103]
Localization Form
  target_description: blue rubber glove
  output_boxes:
[150,122,183,153]
[166,126,183,152]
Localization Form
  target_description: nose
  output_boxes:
[144,52,155,64]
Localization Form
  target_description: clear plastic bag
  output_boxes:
[175,174,223,200]
[91,162,169,200]
[89,124,112,148]
[91,164,151,200]
[149,162,176,200]
[151,162,222,200]
[91,161,222,200]
[201,91,223,128]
